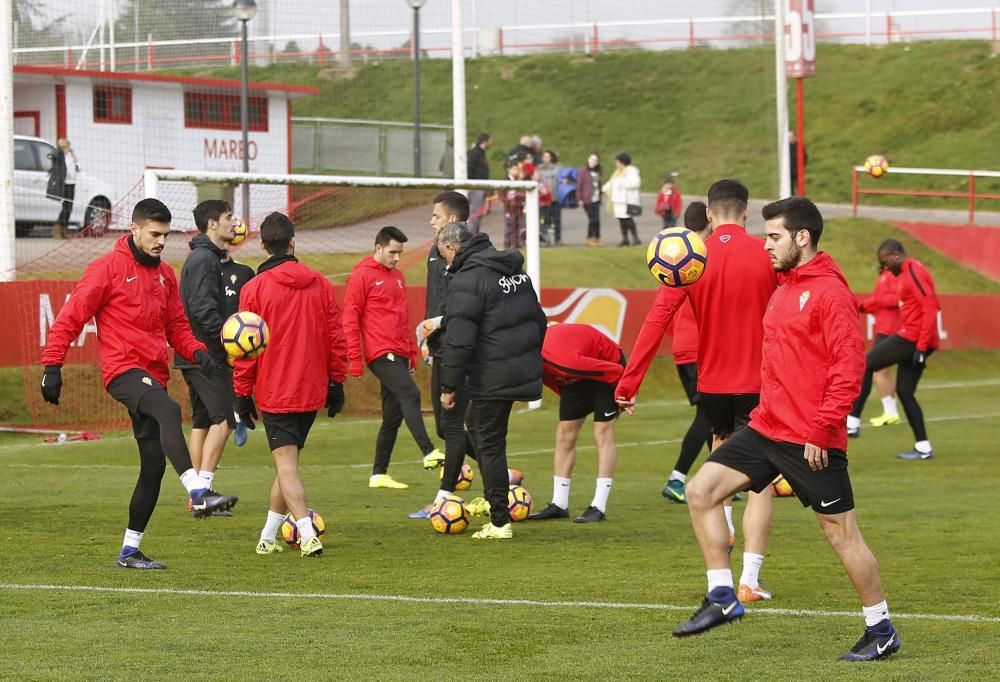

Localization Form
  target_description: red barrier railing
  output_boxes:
[852,165,1000,223]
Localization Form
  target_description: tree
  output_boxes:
[14,0,69,50]
[113,0,236,68]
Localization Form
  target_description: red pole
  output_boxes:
[688,18,695,49]
[969,172,976,223]
[851,167,859,217]
[499,27,504,56]
[318,35,325,64]
[993,8,997,42]
[886,12,892,44]
[592,22,599,53]
[795,77,806,195]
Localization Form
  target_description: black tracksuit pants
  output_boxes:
[466,399,513,527]
[851,334,932,442]
[431,360,477,492]
[369,354,435,476]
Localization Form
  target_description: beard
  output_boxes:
[773,242,803,272]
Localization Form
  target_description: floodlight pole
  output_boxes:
[234,0,258,224]
[408,0,426,177]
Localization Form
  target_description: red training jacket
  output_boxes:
[41,235,205,388]
[617,224,777,401]
[341,256,417,375]
[749,253,865,451]
[858,269,901,336]
[896,257,941,351]
[668,299,698,366]
[233,258,347,413]
[655,188,682,218]
[542,324,624,395]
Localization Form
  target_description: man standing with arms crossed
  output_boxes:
[41,198,237,570]
[672,197,901,663]
[467,133,492,234]
[616,179,778,602]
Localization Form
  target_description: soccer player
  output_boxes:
[528,323,625,523]
[40,198,237,570]
[342,226,444,489]
[616,179,778,602]
[437,222,547,540]
[177,199,244,515]
[848,239,940,460]
[233,212,347,558]
[220,244,256,447]
[673,197,901,663]
[661,202,713,504]
[857,259,902,428]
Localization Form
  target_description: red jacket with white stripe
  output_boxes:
[341,256,418,375]
[541,323,625,394]
[858,269,901,336]
[749,253,865,451]
[896,257,941,352]
[41,235,205,388]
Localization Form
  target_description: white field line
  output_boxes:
[0,583,997,624]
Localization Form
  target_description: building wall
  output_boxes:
[13,84,58,139]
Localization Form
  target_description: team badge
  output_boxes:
[720,235,731,243]
[159,274,166,287]
[799,290,811,311]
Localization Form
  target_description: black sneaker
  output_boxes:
[838,620,900,661]
[672,587,745,637]
[528,502,569,521]
[190,488,238,519]
[117,549,167,570]
[573,505,606,523]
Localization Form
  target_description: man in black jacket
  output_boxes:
[466,132,491,234]
[437,222,547,540]
[177,200,244,512]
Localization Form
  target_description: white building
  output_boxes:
[13,65,317,230]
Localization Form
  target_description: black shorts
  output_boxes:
[559,380,619,422]
[707,427,855,514]
[107,368,169,441]
[262,410,318,451]
[874,333,890,345]
[183,366,235,429]
[676,363,699,406]
[699,392,760,438]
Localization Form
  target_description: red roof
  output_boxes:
[13,65,318,97]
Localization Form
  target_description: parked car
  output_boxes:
[13,134,115,237]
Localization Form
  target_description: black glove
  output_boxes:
[326,381,345,418]
[234,394,258,430]
[40,365,62,405]
[194,349,217,378]
[912,349,927,369]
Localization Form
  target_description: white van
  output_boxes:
[14,134,116,237]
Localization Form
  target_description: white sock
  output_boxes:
[295,515,317,543]
[259,510,286,543]
[863,600,890,628]
[739,552,765,588]
[915,440,933,454]
[880,396,898,417]
[180,468,205,493]
[552,476,571,509]
[706,568,734,592]
[436,489,450,500]
[670,470,686,484]
[724,505,736,536]
[199,471,215,488]
[847,415,861,430]
[590,478,613,513]
[122,528,143,550]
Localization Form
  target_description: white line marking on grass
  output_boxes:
[1,583,997,624]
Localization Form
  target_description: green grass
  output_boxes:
[1,350,998,679]
[181,41,1000,205]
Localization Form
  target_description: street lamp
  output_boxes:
[406,0,427,177]
[233,0,257,224]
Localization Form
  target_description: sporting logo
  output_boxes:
[820,498,842,508]
[125,275,138,283]
[876,634,896,655]
[141,376,153,386]
[719,234,731,243]
[374,280,384,286]
[721,601,740,615]
[603,410,618,417]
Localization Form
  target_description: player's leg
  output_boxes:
[372,355,442,471]
[263,411,322,556]
[193,364,236,489]
[664,364,709,503]
[118,428,168,570]
[469,399,514,539]
[869,334,899,427]
[369,365,407,487]
[848,335,907,437]
[895,349,934,460]
[531,383,587,520]
[256,475,288,555]
[576,381,619,523]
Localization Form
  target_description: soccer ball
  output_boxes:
[770,475,795,497]
[230,219,248,246]
[280,509,326,548]
[507,485,534,522]
[507,468,523,486]
[864,154,890,179]
[221,311,269,361]
[646,227,708,287]
[429,494,471,534]
[439,462,475,491]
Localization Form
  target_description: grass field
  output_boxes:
[1,349,998,679]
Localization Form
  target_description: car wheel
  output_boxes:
[84,197,112,237]
[15,222,32,238]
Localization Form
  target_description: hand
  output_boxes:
[234,394,258,430]
[41,365,62,405]
[615,395,636,415]
[441,391,455,410]
[912,349,927,369]
[422,316,443,336]
[194,349,217,378]
[803,443,828,471]
[326,381,345,418]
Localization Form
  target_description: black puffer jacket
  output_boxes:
[439,234,547,401]
[176,233,228,367]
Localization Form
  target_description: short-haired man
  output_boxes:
[343,226,443,489]
[672,197,901,663]
[529,323,625,523]
[467,132,492,234]
[41,198,237,570]
[177,199,243,514]
[233,212,348,558]
[848,239,940,459]
[437,222,547,540]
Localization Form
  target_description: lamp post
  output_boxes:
[233,0,257,224]
[406,0,427,177]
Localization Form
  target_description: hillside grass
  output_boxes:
[184,41,1000,205]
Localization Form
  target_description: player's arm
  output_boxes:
[908,264,940,352]
[615,286,685,407]
[184,253,226,340]
[164,269,209,366]
[324,281,348,384]
[810,293,866,450]
[41,260,111,367]
[340,271,366,377]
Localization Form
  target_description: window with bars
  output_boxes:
[93,86,132,124]
[184,92,268,132]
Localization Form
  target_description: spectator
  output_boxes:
[538,150,563,246]
[603,151,642,247]
[467,132,492,234]
[579,153,603,246]
[502,159,526,249]
[655,175,683,229]
[438,137,454,178]
[46,138,78,239]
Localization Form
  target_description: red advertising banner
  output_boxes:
[786,0,817,78]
